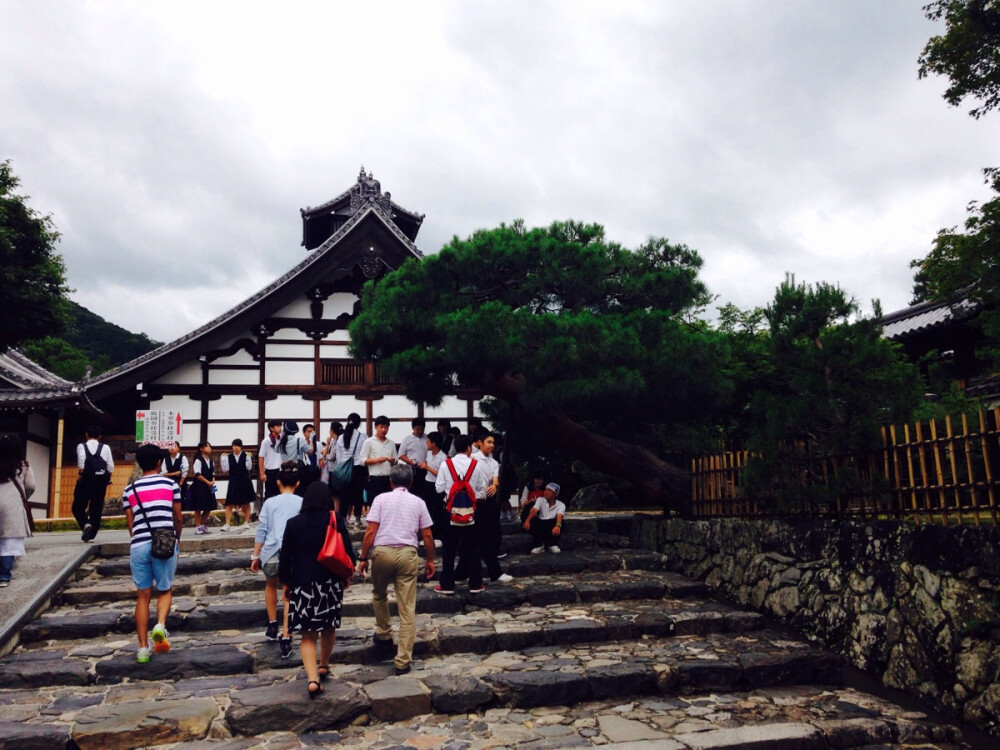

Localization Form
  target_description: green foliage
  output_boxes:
[918,0,1000,119]
[20,336,106,381]
[350,219,731,457]
[0,160,71,352]
[910,170,1000,366]
[743,276,924,511]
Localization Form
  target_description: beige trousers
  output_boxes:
[370,545,420,669]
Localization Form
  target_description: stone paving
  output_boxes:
[0,516,975,749]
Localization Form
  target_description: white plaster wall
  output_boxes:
[151,396,200,422]
[264,360,315,385]
[180,421,202,446]
[275,297,314,319]
[423,396,468,420]
[320,345,351,359]
[385,421,411,444]
[370,395,419,419]
[265,396,314,422]
[152,361,202,385]
[325,293,358,318]
[269,327,305,341]
[319,396,369,421]
[208,422,260,448]
[265,344,313,359]
[209,368,259,385]
[26,438,50,518]
[212,347,257,366]
[208,395,257,421]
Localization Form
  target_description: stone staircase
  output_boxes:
[0,516,971,749]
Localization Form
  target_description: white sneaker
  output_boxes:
[548,546,561,554]
[495,573,514,583]
[531,546,545,555]
[434,539,443,549]
[220,524,231,532]
[194,526,205,535]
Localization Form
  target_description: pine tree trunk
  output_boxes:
[482,372,690,514]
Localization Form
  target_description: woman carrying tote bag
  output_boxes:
[0,435,35,587]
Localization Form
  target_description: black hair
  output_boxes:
[197,441,211,452]
[373,415,390,427]
[277,460,300,489]
[136,443,165,471]
[472,426,490,443]
[0,434,24,484]
[304,423,315,433]
[453,435,472,454]
[427,431,443,448]
[411,418,425,428]
[231,438,243,448]
[267,420,282,431]
[329,420,343,436]
[301,482,334,512]
[343,412,361,448]
[86,424,103,439]
[437,419,451,430]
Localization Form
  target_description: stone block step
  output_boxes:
[0,684,964,749]
[20,570,710,645]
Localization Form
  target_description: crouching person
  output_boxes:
[523,482,565,554]
[124,443,182,663]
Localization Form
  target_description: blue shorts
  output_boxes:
[130,542,179,591]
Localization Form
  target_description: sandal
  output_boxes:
[317,666,330,681]
[307,680,323,699]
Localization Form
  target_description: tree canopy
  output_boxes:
[0,160,71,353]
[918,0,1000,119]
[349,220,732,508]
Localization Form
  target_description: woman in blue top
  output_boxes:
[250,461,302,659]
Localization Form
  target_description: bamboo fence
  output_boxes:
[690,407,1000,524]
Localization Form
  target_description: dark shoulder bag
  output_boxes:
[131,487,176,559]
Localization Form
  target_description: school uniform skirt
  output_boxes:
[225,474,256,506]
[189,482,217,512]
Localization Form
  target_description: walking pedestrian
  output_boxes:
[251,461,302,659]
[73,424,114,542]
[357,464,435,675]
[124,444,182,663]
[0,435,34,587]
[221,439,255,531]
[434,435,489,595]
[279,482,355,697]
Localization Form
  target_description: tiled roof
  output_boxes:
[881,298,980,340]
[0,350,102,413]
[89,200,421,391]
[0,349,71,389]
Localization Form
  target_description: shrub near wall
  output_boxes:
[632,516,1000,733]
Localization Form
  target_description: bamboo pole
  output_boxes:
[983,409,998,525]
[944,415,961,523]
[929,420,947,526]
[961,413,980,526]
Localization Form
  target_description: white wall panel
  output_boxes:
[152,361,201,385]
[265,396,314,421]
[269,327,303,341]
[213,347,256,366]
[208,395,257,421]
[320,345,351,359]
[265,344,313,359]
[264,360,315,385]
[207,422,259,448]
[152,396,200,420]
[209,368,259,385]
[423,396,468,420]
[180,421,201,446]
[276,297,314,318]
[319,396,369,421]
[325,293,358,318]
[370,395,419,419]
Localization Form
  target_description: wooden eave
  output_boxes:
[87,204,422,401]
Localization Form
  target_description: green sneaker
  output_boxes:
[137,646,151,663]
[151,623,170,654]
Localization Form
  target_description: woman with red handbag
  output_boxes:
[279,482,355,698]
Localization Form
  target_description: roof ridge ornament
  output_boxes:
[350,166,392,215]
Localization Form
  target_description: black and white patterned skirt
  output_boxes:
[287,578,344,632]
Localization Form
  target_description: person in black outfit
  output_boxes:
[279,482,355,698]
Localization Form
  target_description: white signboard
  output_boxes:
[136,410,183,448]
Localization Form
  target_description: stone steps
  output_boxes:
[0,513,971,748]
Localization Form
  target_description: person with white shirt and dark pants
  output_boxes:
[73,424,114,543]
[456,429,512,584]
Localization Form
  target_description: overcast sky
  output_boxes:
[2,1,997,343]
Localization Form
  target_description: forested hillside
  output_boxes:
[21,301,161,381]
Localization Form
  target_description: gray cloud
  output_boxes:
[1,1,996,342]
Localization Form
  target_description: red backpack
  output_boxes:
[445,457,478,526]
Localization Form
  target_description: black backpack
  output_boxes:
[83,442,110,483]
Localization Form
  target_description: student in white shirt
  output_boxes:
[523,483,566,554]
[360,415,397,519]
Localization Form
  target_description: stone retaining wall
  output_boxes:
[631,516,1000,733]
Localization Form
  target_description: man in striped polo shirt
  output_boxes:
[124,444,183,664]
[357,463,435,675]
